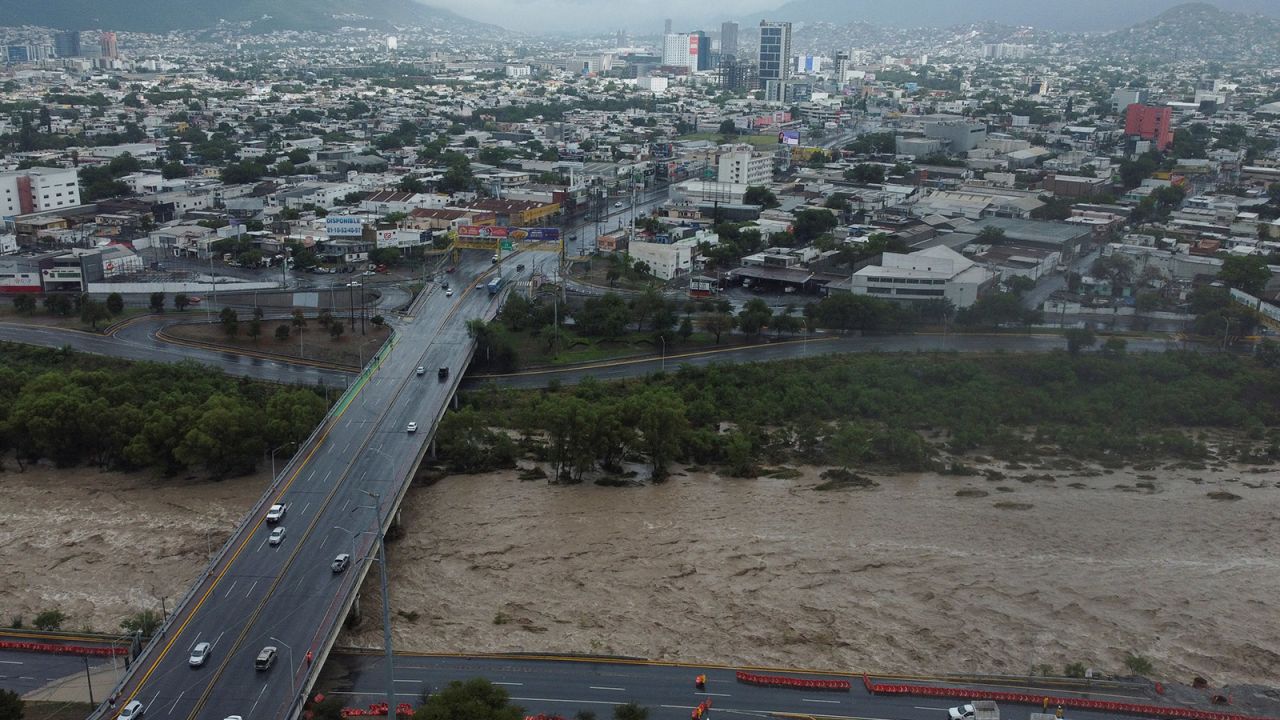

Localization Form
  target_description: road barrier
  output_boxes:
[0,640,127,657]
[736,670,850,691]
[862,675,1273,720]
[339,702,413,717]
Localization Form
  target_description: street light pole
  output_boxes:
[659,335,666,372]
[271,441,298,480]
[268,635,295,700]
[357,490,395,718]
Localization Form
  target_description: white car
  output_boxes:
[120,701,145,720]
[948,705,976,720]
[406,422,418,433]
[266,503,287,523]
[416,366,426,376]
[446,288,454,297]
[331,553,350,573]
[614,201,624,208]
[268,527,287,546]
[188,641,211,667]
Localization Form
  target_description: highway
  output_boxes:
[99,251,504,720]
[324,654,1137,720]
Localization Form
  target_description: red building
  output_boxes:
[1124,104,1173,151]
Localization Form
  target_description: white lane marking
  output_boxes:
[18,676,35,680]
[394,679,419,683]
[148,690,161,710]
[512,697,622,706]
[696,692,731,697]
[492,682,523,686]
[915,707,951,711]
[802,698,841,704]
[224,580,239,597]
[0,661,22,665]
[213,631,225,649]
[589,686,626,691]
[169,690,186,714]
[245,580,258,597]
[300,502,311,516]
[249,684,269,715]
[188,635,201,652]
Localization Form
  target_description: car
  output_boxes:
[491,254,499,263]
[416,366,426,376]
[186,296,202,305]
[266,504,287,523]
[188,641,211,667]
[120,701,145,720]
[947,705,976,720]
[442,280,450,289]
[614,201,624,208]
[255,646,277,670]
[332,553,350,573]
[446,266,456,273]
[363,270,376,276]
[225,716,243,720]
[406,422,418,433]
[445,288,453,297]
[516,264,525,272]
[437,367,449,380]
[268,527,287,546]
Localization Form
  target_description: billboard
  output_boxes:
[778,130,800,146]
[326,216,365,237]
[458,226,561,242]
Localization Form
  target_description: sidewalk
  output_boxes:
[24,660,125,704]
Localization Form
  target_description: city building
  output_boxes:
[664,18,673,34]
[662,33,698,72]
[833,51,851,84]
[99,31,118,59]
[691,31,711,71]
[0,168,82,216]
[5,46,29,64]
[720,21,739,58]
[53,30,81,58]
[718,56,751,92]
[628,239,693,280]
[848,245,995,308]
[758,20,792,103]
[1124,103,1173,151]
[923,120,988,153]
[717,145,773,186]
[1110,88,1148,114]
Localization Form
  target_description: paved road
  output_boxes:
[467,333,1192,389]
[325,654,1134,720]
[0,651,107,696]
[102,251,504,720]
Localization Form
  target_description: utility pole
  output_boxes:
[83,657,94,704]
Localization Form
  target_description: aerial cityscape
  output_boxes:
[0,3,1278,720]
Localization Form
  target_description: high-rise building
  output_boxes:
[758,20,792,102]
[100,31,118,59]
[834,51,851,85]
[661,33,699,72]
[5,46,29,64]
[720,21,739,58]
[664,18,673,34]
[1124,103,1173,151]
[54,30,81,58]
[718,56,752,92]
[691,31,711,71]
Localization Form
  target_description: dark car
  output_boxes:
[438,367,449,380]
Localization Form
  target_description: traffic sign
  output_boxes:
[500,240,514,251]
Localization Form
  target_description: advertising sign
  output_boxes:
[458,226,561,242]
[778,130,800,146]
[326,216,365,237]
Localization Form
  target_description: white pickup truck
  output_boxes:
[948,701,999,720]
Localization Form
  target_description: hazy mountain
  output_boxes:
[1090,2,1280,62]
[0,0,496,33]
[746,0,1277,32]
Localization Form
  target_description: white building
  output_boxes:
[629,239,692,280]
[505,65,531,78]
[637,76,669,94]
[850,245,994,308]
[662,33,697,71]
[717,145,772,186]
[0,167,81,216]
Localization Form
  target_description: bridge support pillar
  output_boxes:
[393,508,402,528]
[350,595,361,623]
[430,439,437,460]
[451,393,459,410]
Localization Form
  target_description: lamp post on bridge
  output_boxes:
[354,489,395,719]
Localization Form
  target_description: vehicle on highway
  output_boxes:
[438,367,449,380]
[416,366,425,376]
[266,504,287,523]
[407,421,418,433]
[446,266,456,273]
[225,716,243,720]
[255,646,277,670]
[120,700,145,720]
[516,263,525,272]
[188,642,211,667]
[186,296,202,305]
[487,274,506,295]
[446,288,453,297]
[268,527,287,546]
[331,553,350,573]
[948,701,998,720]
[614,201,624,208]
[491,253,499,263]
[442,280,449,289]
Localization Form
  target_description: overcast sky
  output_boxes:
[426,0,1280,35]
[427,0,778,34]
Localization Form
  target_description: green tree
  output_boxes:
[702,312,735,343]
[843,163,884,184]
[174,293,190,311]
[625,388,688,479]
[220,307,239,337]
[1217,255,1271,295]
[1064,327,1096,356]
[119,609,163,636]
[614,703,649,720]
[105,292,125,315]
[44,294,73,316]
[413,679,524,720]
[678,316,694,342]
[329,322,344,341]
[0,688,22,720]
[275,324,291,341]
[149,292,165,313]
[743,185,780,208]
[173,394,266,477]
[12,295,36,314]
[33,609,65,630]
[79,298,111,330]
[792,209,837,242]
[247,317,262,342]
[264,389,327,447]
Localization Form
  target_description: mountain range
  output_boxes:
[745,0,1278,32]
[0,0,490,33]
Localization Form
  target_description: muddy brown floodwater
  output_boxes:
[345,462,1280,686]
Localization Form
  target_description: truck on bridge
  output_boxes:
[948,701,999,720]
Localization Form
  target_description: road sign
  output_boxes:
[500,240,514,251]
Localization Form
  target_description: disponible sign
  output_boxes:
[458,226,561,242]
[326,216,365,237]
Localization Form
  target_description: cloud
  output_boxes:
[425,0,779,34]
